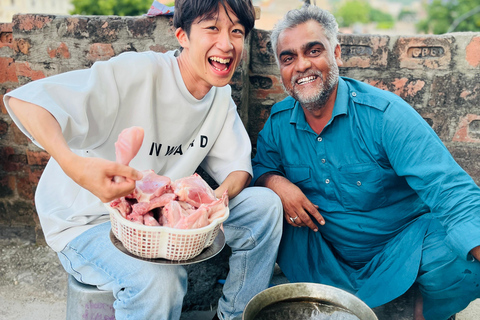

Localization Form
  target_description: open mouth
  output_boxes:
[209,56,232,72]
[296,75,318,85]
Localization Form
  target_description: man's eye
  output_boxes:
[207,26,218,31]
[310,49,320,55]
[232,28,244,35]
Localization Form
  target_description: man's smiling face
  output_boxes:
[277,20,341,110]
[176,4,245,99]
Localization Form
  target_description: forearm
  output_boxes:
[8,97,80,174]
[215,171,251,200]
[255,172,286,190]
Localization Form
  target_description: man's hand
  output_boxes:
[65,155,143,203]
[256,173,325,231]
[471,245,480,261]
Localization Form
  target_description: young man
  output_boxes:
[252,5,480,320]
[4,1,282,319]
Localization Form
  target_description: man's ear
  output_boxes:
[175,27,189,48]
[334,43,343,67]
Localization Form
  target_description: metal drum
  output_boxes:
[243,283,378,320]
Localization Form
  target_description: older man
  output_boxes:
[252,5,480,320]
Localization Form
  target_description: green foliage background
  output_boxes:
[70,0,154,16]
[334,0,394,30]
[417,0,480,34]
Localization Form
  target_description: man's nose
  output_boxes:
[296,56,312,72]
[216,32,234,51]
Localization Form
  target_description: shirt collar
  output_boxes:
[290,77,349,130]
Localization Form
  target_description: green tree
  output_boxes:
[334,0,371,27]
[417,0,480,34]
[70,0,153,16]
[334,0,394,29]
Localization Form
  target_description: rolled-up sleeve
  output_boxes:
[252,116,285,185]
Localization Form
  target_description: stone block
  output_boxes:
[3,200,36,226]
[249,29,278,76]
[339,34,389,69]
[395,36,453,70]
[364,77,427,107]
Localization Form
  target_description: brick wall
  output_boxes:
[1,14,479,243]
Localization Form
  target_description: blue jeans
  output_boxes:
[57,187,282,320]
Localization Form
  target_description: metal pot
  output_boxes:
[243,283,378,320]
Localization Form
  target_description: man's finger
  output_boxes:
[306,203,325,226]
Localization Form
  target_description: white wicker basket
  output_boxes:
[106,204,229,260]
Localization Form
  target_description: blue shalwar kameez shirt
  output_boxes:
[252,77,480,309]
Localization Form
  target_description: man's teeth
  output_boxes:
[297,76,316,85]
[209,57,230,71]
[210,57,231,64]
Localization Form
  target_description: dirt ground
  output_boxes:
[1,234,479,320]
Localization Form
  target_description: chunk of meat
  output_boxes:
[115,126,144,165]
[131,192,176,216]
[173,173,216,207]
[160,200,210,229]
[133,170,172,202]
[109,169,229,229]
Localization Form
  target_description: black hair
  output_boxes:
[174,0,255,38]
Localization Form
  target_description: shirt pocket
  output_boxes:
[284,165,311,186]
[337,163,387,211]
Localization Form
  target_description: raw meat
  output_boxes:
[133,170,172,203]
[110,126,228,229]
[173,173,217,207]
[115,126,144,165]
[110,172,229,229]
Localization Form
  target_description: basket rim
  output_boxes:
[106,202,229,234]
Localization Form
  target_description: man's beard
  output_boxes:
[283,62,339,112]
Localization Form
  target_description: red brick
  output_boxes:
[0,119,8,136]
[17,176,34,200]
[28,167,44,184]
[466,36,480,68]
[26,149,50,166]
[14,14,52,31]
[0,23,13,33]
[13,38,31,55]
[0,94,7,114]
[0,23,13,49]
[0,146,27,172]
[0,175,15,198]
[11,122,30,145]
[0,57,19,83]
[15,62,46,81]
[453,114,480,143]
[47,42,71,59]
[87,43,115,62]
[396,36,453,70]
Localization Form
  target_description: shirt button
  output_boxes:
[325,179,330,184]
[352,92,357,97]
[357,181,362,186]
[317,137,323,142]
[321,159,326,164]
